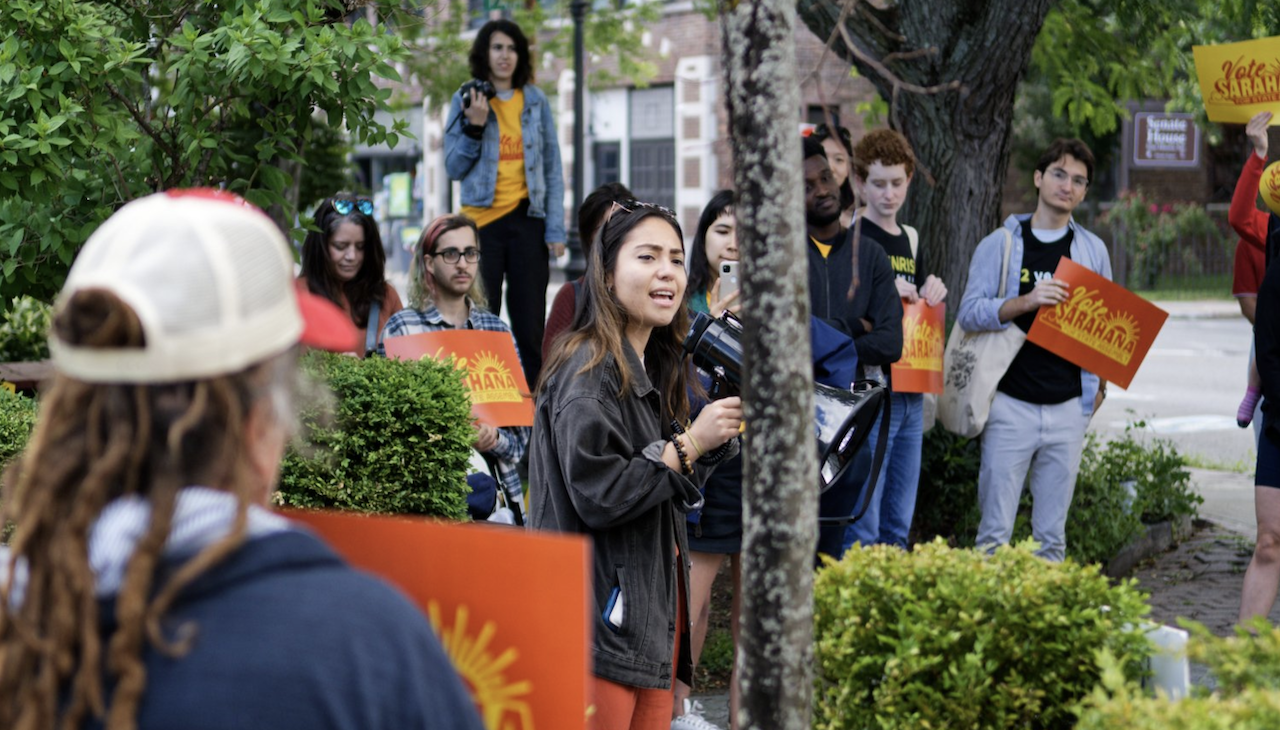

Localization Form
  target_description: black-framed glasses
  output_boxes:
[429,247,481,264]
[331,198,374,216]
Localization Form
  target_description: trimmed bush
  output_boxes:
[912,423,1201,564]
[277,351,474,521]
[0,388,37,470]
[0,296,52,362]
[1076,621,1280,728]
[814,539,1152,730]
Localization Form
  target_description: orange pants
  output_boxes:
[590,572,686,730]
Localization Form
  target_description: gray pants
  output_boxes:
[977,391,1090,562]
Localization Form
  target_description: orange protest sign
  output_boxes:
[890,301,945,393]
[1026,258,1169,389]
[286,509,592,730]
[385,330,534,427]
[1192,36,1280,124]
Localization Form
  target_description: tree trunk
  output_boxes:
[796,0,1054,299]
[719,2,817,729]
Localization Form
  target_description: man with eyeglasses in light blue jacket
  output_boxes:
[956,138,1112,562]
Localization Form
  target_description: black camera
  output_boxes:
[459,79,497,108]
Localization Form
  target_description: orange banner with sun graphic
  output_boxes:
[890,301,945,393]
[286,509,592,730]
[1026,258,1169,389]
[385,330,534,427]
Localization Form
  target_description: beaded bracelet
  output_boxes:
[669,432,694,475]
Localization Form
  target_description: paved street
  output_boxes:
[1092,304,1256,472]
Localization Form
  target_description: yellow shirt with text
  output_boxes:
[462,89,527,228]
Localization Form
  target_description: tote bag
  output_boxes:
[937,228,1026,438]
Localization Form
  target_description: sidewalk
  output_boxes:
[690,466,1262,726]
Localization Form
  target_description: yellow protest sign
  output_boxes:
[1193,36,1280,124]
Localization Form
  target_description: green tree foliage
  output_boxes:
[0,0,410,305]
[395,0,659,106]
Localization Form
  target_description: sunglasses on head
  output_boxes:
[331,198,373,216]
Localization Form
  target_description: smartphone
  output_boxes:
[719,261,740,301]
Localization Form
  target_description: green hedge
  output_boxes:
[1076,621,1280,728]
[277,351,474,520]
[0,388,37,469]
[814,539,1152,730]
[912,422,1201,565]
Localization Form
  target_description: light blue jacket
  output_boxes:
[444,83,566,244]
[956,214,1113,417]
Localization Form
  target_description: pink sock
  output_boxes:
[1238,386,1262,427]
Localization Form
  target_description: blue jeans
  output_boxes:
[842,391,924,552]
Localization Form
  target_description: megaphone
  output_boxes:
[683,311,885,491]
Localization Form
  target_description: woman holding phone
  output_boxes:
[528,201,742,730]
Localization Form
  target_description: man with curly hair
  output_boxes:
[956,138,1111,562]
[841,129,947,552]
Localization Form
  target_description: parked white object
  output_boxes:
[1144,623,1190,700]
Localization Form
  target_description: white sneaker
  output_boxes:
[671,698,723,730]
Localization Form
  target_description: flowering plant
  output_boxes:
[1101,190,1219,289]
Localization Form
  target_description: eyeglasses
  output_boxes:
[331,198,374,216]
[1046,167,1089,189]
[429,247,480,264]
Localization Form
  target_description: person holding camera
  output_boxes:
[445,19,565,388]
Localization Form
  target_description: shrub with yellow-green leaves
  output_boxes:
[1077,621,1280,729]
[814,539,1152,729]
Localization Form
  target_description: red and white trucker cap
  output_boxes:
[49,189,360,383]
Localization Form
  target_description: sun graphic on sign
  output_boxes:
[472,350,513,379]
[428,601,535,730]
[1103,311,1141,347]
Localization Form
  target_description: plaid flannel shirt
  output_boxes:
[380,303,529,503]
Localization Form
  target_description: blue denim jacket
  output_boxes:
[956,214,1113,417]
[444,83,566,244]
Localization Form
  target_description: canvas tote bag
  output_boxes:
[937,228,1025,438]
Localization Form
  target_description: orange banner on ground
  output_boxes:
[1192,36,1280,124]
[1026,258,1169,389]
[890,301,945,393]
[287,509,592,730]
[385,330,534,427]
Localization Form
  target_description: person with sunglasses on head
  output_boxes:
[811,123,857,228]
[957,138,1111,563]
[380,214,530,514]
[299,195,403,356]
[0,190,484,730]
[446,18,565,389]
[528,201,742,730]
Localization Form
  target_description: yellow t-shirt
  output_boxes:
[811,236,832,260]
[461,89,527,228]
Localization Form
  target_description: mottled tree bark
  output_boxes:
[719,2,818,729]
[797,0,1054,298]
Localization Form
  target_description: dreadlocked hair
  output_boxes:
[0,288,296,730]
[539,203,695,424]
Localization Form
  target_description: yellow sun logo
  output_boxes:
[429,601,535,730]
[473,351,510,378]
[1103,311,1141,347]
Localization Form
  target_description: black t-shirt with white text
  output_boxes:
[860,218,915,286]
[997,220,1081,405]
